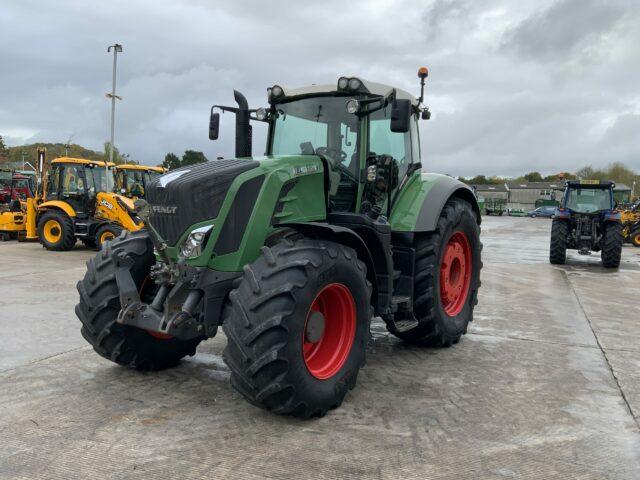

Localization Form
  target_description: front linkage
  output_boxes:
[112,200,239,340]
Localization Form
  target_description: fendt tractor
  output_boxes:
[76,69,483,418]
[114,164,166,199]
[549,180,623,267]
[36,156,144,250]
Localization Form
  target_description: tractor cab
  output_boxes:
[210,75,428,221]
[115,164,166,199]
[0,170,35,205]
[45,158,115,215]
[560,180,615,214]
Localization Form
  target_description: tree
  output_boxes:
[162,153,181,170]
[523,171,543,182]
[575,165,597,180]
[0,135,7,163]
[181,150,207,166]
[103,142,128,164]
[544,172,576,181]
[463,175,490,184]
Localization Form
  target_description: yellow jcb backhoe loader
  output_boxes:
[32,155,145,250]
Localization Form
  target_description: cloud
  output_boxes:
[502,0,629,61]
[0,0,638,176]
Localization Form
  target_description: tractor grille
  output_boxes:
[146,159,259,245]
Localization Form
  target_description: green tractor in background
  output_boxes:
[76,68,482,418]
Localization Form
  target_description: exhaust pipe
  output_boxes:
[233,90,252,158]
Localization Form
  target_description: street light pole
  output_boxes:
[106,43,123,190]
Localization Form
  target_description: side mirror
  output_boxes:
[390,99,411,133]
[209,111,220,140]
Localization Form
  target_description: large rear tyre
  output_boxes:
[388,198,482,347]
[549,219,568,265]
[223,237,371,419]
[38,210,76,251]
[601,222,623,268]
[75,230,201,370]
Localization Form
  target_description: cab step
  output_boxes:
[390,317,419,333]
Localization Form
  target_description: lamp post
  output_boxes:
[106,43,123,190]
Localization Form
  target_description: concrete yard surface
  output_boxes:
[1,217,639,479]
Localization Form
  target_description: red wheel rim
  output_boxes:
[439,231,472,317]
[302,283,356,380]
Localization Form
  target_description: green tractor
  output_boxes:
[76,68,482,418]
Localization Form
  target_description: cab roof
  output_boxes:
[274,78,418,105]
[52,157,115,167]
[566,180,615,189]
[116,164,166,173]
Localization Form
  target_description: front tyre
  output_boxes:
[630,228,640,248]
[223,237,371,419]
[75,230,201,370]
[389,198,482,347]
[95,223,124,250]
[549,219,568,265]
[601,222,623,268]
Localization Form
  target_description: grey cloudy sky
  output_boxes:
[1,0,638,177]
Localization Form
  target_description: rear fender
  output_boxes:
[37,200,76,218]
[390,172,480,232]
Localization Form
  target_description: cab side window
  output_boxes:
[369,105,414,179]
[47,168,61,198]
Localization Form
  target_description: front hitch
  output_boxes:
[110,200,206,340]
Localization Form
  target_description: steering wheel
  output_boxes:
[315,146,347,162]
[315,147,357,182]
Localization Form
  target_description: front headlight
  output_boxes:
[180,225,214,259]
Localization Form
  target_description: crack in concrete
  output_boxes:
[561,269,640,431]
[0,346,90,375]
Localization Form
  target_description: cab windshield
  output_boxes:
[85,166,112,195]
[564,187,612,213]
[270,96,359,177]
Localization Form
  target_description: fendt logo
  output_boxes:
[152,205,178,214]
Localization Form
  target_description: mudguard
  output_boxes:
[390,172,480,232]
[37,200,76,218]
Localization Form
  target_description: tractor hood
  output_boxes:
[146,159,260,245]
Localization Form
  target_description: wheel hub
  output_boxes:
[305,311,325,343]
[439,231,472,317]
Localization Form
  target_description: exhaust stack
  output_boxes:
[233,90,252,158]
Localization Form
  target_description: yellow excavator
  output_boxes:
[34,156,145,250]
[620,199,640,247]
[114,164,166,199]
